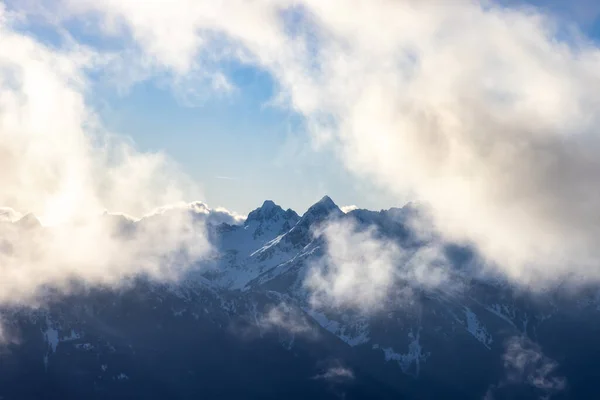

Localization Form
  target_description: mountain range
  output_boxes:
[0,196,598,399]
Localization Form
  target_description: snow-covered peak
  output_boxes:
[273,196,343,249]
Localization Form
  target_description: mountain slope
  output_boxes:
[0,196,598,399]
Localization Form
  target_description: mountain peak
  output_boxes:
[316,195,335,207]
[305,195,341,216]
[260,200,277,212]
[246,200,285,224]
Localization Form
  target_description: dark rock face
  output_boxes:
[0,284,406,400]
[0,196,599,399]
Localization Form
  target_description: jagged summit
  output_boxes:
[245,200,300,229]
[246,200,284,223]
[260,200,277,211]
[244,195,342,232]
[247,196,342,225]
[314,195,336,209]
[302,195,342,221]
[275,196,343,248]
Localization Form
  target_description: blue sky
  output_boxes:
[7,0,600,216]
[95,65,399,214]
[98,0,600,215]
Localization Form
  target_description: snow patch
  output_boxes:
[372,329,429,376]
[75,343,94,351]
[464,307,492,349]
[41,318,60,371]
[485,303,517,328]
[43,325,59,353]
[172,309,185,317]
[116,373,129,381]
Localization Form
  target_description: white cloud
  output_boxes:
[146,201,245,226]
[340,205,358,213]
[8,0,600,289]
[305,220,452,313]
[0,4,213,306]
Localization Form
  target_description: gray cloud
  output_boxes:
[503,336,566,393]
[485,336,566,398]
[258,303,317,337]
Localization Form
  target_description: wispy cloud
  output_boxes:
[313,366,355,381]
[486,336,566,399]
[503,337,566,393]
[258,303,318,338]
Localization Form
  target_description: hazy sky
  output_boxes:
[97,75,401,215]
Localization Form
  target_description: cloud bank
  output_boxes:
[17,0,600,288]
[6,0,600,296]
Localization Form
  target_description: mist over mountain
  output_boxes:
[0,196,597,399]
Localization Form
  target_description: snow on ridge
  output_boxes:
[304,309,370,347]
[485,303,518,329]
[464,307,493,349]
